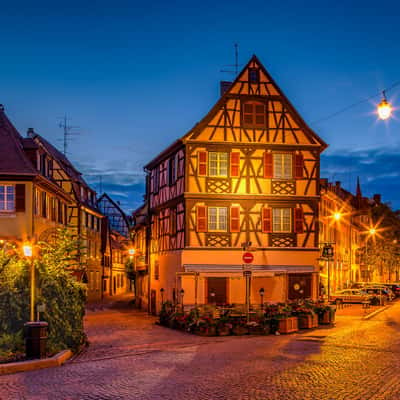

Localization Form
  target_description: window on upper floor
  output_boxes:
[249,68,260,84]
[242,101,266,128]
[0,185,15,212]
[273,153,292,179]
[208,207,227,232]
[209,152,228,177]
[41,191,47,218]
[273,208,291,233]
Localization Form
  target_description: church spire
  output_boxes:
[356,176,362,198]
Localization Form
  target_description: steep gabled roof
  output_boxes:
[0,106,37,176]
[145,55,328,169]
[32,132,87,185]
[182,54,328,149]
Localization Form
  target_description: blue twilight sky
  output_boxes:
[1,0,400,212]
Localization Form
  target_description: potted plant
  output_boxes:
[195,316,217,336]
[216,312,232,336]
[231,318,249,335]
[247,311,271,335]
[159,301,174,327]
[315,302,335,325]
[291,300,318,329]
[269,303,298,334]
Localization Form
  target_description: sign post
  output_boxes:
[242,252,254,323]
[321,244,334,302]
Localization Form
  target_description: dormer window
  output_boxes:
[242,101,266,128]
[249,68,260,84]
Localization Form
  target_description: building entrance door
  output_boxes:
[207,277,227,305]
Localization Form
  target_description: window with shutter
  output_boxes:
[208,207,227,232]
[262,208,272,233]
[294,153,304,179]
[294,208,304,233]
[198,151,207,176]
[15,184,25,212]
[230,152,240,177]
[273,153,292,179]
[41,191,47,218]
[209,152,228,177]
[196,205,207,232]
[230,206,240,232]
[242,101,266,128]
[0,185,15,212]
[263,152,273,178]
[273,208,292,232]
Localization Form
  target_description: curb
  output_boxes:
[362,305,391,320]
[0,349,73,376]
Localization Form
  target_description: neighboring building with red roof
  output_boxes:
[0,105,105,302]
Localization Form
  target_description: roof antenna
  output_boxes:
[58,114,80,156]
[220,43,240,75]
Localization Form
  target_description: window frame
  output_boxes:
[208,206,228,232]
[241,100,266,128]
[273,152,293,180]
[272,208,292,233]
[0,185,15,212]
[208,152,228,177]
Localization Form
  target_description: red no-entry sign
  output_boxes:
[242,252,254,264]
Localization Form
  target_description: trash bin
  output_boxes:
[24,321,48,359]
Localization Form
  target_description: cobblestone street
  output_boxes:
[1,301,400,400]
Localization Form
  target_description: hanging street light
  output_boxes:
[377,91,393,120]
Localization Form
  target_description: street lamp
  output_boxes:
[377,91,393,120]
[180,288,184,310]
[333,212,341,221]
[23,243,35,321]
[128,248,135,259]
[259,288,265,310]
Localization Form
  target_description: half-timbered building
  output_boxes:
[133,55,328,313]
[0,106,105,302]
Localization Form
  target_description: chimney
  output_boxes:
[27,128,35,138]
[335,181,341,188]
[220,81,232,96]
[373,194,381,204]
[0,104,4,112]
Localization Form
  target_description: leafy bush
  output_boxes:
[0,229,87,357]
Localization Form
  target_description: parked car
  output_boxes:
[362,286,393,301]
[330,289,373,304]
[381,284,400,298]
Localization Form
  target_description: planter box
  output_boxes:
[278,317,298,334]
[217,326,231,336]
[298,314,318,329]
[232,325,249,336]
[248,325,270,335]
[319,310,335,325]
[196,326,217,336]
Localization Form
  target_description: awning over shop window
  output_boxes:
[183,264,315,276]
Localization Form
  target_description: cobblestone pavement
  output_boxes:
[1,302,400,400]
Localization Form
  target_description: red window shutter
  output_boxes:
[15,184,25,212]
[262,208,272,233]
[196,205,207,232]
[294,208,304,233]
[198,151,207,176]
[243,103,254,125]
[230,152,240,177]
[263,152,273,178]
[294,153,304,179]
[230,206,240,232]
